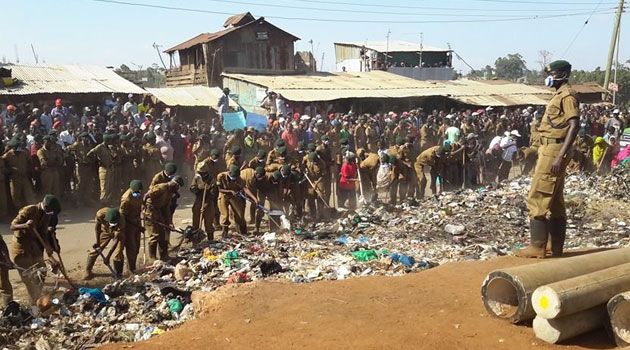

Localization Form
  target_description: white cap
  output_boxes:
[471,112,479,116]
[300,115,311,121]
[500,114,508,120]
[510,130,521,137]
[445,114,453,119]
[486,106,494,111]
[613,109,620,114]
[278,117,285,123]
[504,131,511,137]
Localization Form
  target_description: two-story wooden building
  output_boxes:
[164,12,299,88]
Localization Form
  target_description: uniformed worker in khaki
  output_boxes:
[67,132,97,204]
[37,135,62,198]
[240,166,267,232]
[217,166,257,238]
[304,152,327,220]
[414,145,449,199]
[514,60,580,259]
[0,234,14,306]
[10,195,60,304]
[190,161,218,240]
[84,207,126,280]
[3,138,35,209]
[150,162,177,188]
[143,176,184,261]
[120,180,144,273]
[87,134,117,205]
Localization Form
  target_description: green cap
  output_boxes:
[120,134,129,141]
[281,164,291,175]
[272,170,282,181]
[43,135,53,141]
[275,139,285,147]
[308,152,317,161]
[307,143,316,152]
[200,134,210,142]
[111,133,120,140]
[388,154,397,163]
[257,150,266,158]
[278,146,287,155]
[340,138,349,146]
[130,180,143,191]
[297,141,305,150]
[47,130,57,137]
[396,137,404,146]
[105,207,121,223]
[228,165,240,177]
[164,162,177,175]
[230,146,241,155]
[546,60,572,73]
[172,175,185,187]
[210,148,221,157]
[321,135,329,141]
[144,132,156,141]
[255,166,265,178]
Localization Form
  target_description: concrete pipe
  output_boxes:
[533,306,607,344]
[481,248,630,323]
[532,263,630,319]
[608,291,630,347]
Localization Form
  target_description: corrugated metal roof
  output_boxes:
[146,86,236,109]
[0,64,146,96]
[334,41,448,53]
[165,17,299,53]
[223,12,255,27]
[222,71,553,106]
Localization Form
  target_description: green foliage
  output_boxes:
[572,63,630,106]
[494,53,527,81]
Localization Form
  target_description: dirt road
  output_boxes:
[100,255,614,350]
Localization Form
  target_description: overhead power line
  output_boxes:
[201,0,615,17]
[560,0,606,57]
[459,0,617,4]
[290,0,617,11]
[90,0,617,24]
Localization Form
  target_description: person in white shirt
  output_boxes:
[58,123,76,150]
[497,130,520,181]
[123,94,137,115]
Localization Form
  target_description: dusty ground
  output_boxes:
[100,255,615,350]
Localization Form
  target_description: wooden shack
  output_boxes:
[164,13,299,88]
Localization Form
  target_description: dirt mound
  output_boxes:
[101,256,614,350]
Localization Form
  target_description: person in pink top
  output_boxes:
[281,123,299,150]
[338,152,358,209]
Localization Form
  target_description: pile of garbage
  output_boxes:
[2,166,629,348]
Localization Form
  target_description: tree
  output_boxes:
[494,53,527,81]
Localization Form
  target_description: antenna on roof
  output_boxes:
[13,44,19,63]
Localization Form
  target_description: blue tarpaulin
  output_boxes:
[222,111,246,131]
[246,113,268,131]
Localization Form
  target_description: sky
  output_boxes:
[1,0,628,76]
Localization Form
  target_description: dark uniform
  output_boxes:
[515,60,579,258]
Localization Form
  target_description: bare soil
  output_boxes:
[100,255,615,350]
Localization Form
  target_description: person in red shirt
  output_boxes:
[338,152,358,209]
[281,123,299,150]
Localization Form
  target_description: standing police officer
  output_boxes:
[514,60,580,258]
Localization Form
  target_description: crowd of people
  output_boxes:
[0,91,629,306]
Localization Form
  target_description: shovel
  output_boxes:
[237,192,290,230]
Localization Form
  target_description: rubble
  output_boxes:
[2,164,629,348]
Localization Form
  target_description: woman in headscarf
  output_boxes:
[592,136,608,169]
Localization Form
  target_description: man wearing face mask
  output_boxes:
[190,161,217,241]
[514,60,580,259]
[10,194,60,303]
[143,175,184,261]
[240,166,267,230]
[120,180,144,273]
[150,162,177,188]
[84,207,126,280]
[2,138,34,209]
[217,165,257,238]
[246,150,267,170]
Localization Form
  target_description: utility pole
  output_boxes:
[385,29,391,70]
[603,0,625,100]
[419,32,424,68]
[613,25,621,104]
